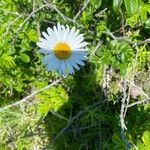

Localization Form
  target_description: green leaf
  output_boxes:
[20,53,30,63]
[142,131,150,149]
[137,140,146,150]
[139,3,150,20]
[90,0,102,8]
[124,0,139,15]
[27,29,38,42]
[113,0,122,12]
[0,53,15,68]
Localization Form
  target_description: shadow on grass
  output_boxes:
[43,62,119,150]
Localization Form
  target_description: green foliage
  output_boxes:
[124,0,139,15]
[20,53,30,63]
[136,131,150,150]
[113,0,122,12]
[0,0,150,149]
[109,133,125,150]
[36,81,69,116]
[0,53,15,68]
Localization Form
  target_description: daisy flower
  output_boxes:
[37,23,88,76]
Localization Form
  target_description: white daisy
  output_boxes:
[37,23,88,76]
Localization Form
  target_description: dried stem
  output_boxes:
[74,0,90,21]
[103,30,150,46]
[0,79,60,112]
[127,98,150,108]
[53,100,106,142]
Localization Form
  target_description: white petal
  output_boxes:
[74,29,80,36]
[47,27,57,41]
[75,59,85,66]
[57,23,63,41]
[71,51,87,60]
[58,61,64,75]
[61,61,67,75]
[42,54,54,65]
[39,49,52,54]
[68,58,80,70]
[74,34,84,44]
[42,32,52,41]
[65,59,75,74]
[38,37,54,49]
[52,59,61,72]
[53,26,60,41]
[46,56,58,71]
[67,27,76,41]
[39,37,48,43]
[63,25,70,42]
[72,42,88,49]
[37,42,50,50]
[67,32,84,49]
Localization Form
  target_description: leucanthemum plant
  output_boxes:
[37,23,88,76]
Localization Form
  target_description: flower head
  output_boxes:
[37,23,88,76]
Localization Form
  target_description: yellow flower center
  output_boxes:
[54,42,71,59]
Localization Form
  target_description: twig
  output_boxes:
[74,0,90,21]
[119,81,134,150]
[93,40,103,54]
[103,30,150,47]
[119,9,125,35]
[103,31,135,45]
[17,4,47,32]
[43,0,83,27]
[89,40,103,59]
[17,2,80,33]
[123,86,131,118]
[11,2,82,47]
[53,110,83,142]
[120,81,127,131]
[0,79,60,112]
[127,98,150,108]
[53,100,106,142]
[0,8,21,16]
[134,38,150,46]
[3,15,22,37]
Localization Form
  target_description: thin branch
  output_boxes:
[123,86,131,118]
[119,9,125,35]
[53,100,106,142]
[0,8,21,16]
[103,30,150,47]
[0,79,60,112]
[134,38,150,46]
[3,15,22,37]
[11,2,82,47]
[43,0,83,27]
[127,98,150,108]
[74,0,90,21]
[103,31,135,45]
[17,4,47,32]
[119,81,136,150]
[17,2,82,33]
[89,40,103,59]
[120,81,127,131]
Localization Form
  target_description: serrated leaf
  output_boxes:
[124,0,139,15]
[20,53,30,63]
